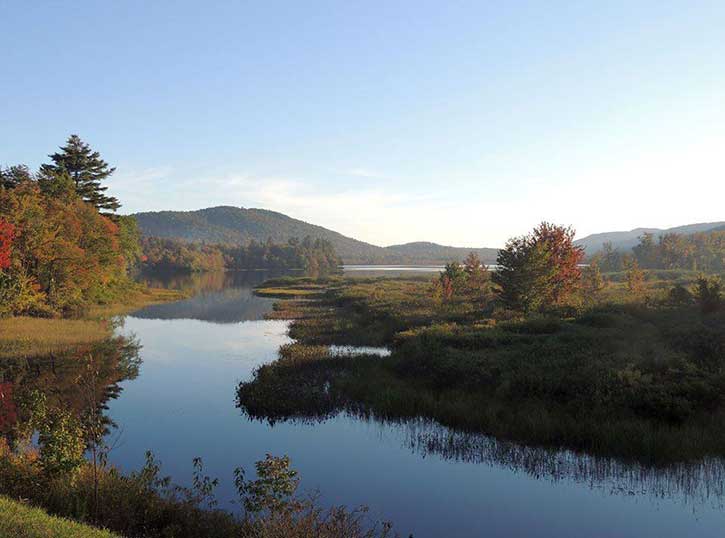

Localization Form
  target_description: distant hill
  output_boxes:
[132,206,499,264]
[575,221,725,254]
[384,242,499,265]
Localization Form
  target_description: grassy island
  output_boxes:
[243,252,724,465]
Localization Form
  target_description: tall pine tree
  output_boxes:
[0,164,33,189]
[40,135,120,212]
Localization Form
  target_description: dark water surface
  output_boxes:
[106,271,725,537]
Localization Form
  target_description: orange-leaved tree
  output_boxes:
[493,222,584,314]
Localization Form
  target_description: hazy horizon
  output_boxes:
[2,1,724,247]
[127,204,724,249]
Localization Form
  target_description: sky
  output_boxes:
[1,1,724,248]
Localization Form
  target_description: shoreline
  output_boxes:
[0,286,186,360]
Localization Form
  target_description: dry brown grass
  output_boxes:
[0,288,184,359]
[0,317,111,359]
[86,287,187,318]
[255,287,322,298]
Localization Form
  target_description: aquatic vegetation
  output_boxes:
[240,274,725,466]
[0,317,112,359]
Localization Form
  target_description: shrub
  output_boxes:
[693,275,722,313]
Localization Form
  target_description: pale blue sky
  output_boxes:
[1,1,724,247]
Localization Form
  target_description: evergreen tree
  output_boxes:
[40,135,120,212]
[0,164,33,189]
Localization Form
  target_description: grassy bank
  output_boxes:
[85,286,187,318]
[0,497,119,538]
[0,287,185,360]
[241,274,725,464]
[0,317,111,359]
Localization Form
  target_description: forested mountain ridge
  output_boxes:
[132,206,500,264]
[384,241,499,265]
[575,221,725,254]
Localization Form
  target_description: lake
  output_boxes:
[106,271,725,537]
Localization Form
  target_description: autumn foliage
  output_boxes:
[493,222,584,313]
[0,183,130,315]
[0,137,139,316]
[531,222,584,305]
[0,219,14,270]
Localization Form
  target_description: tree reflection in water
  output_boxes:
[0,336,141,449]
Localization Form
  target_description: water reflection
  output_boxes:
[396,417,725,508]
[236,342,725,508]
[133,271,282,323]
[103,271,725,537]
[0,336,141,447]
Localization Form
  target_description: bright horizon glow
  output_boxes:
[1,1,724,248]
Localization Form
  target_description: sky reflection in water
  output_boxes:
[106,271,725,538]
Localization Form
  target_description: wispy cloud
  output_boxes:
[104,132,725,248]
[108,167,484,245]
[338,167,394,181]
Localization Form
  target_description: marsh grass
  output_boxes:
[0,317,111,359]
[85,286,187,318]
[239,341,725,465]
[0,287,185,360]
[239,274,725,464]
[254,287,323,298]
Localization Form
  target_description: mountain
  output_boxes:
[384,242,499,265]
[575,221,725,254]
[131,206,499,264]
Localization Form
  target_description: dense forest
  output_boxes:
[594,229,725,273]
[140,236,341,273]
[0,136,141,316]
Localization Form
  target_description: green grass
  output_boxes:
[0,497,119,538]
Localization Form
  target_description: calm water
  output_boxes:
[344,264,445,272]
[106,271,725,537]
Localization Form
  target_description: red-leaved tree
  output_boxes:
[0,219,14,270]
[494,222,584,313]
[531,222,584,306]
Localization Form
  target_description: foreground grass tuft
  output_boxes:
[0,496,119,538]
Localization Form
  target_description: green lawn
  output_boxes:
[0,497,119,538]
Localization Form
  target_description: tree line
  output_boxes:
[0,136,140,316]
[595,230,725,273]
[140,236,341,273]
[436,222,721,315]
